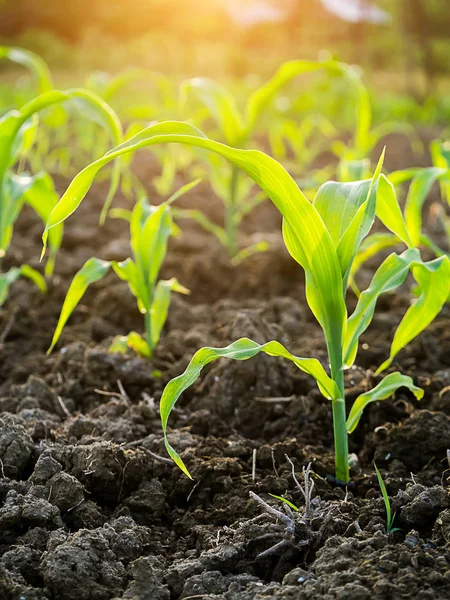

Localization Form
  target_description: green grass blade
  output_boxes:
[48,258,111,354]
[347,372,423,433]
[374,463,398,532]
[160,337,340,477]
[268,494,299,512]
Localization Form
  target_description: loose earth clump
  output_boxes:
[1,139,450,600]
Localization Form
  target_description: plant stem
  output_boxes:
[225,166,239,258]
[331,360,349,483]
[144,309,153,355]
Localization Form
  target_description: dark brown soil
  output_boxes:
[0,129,450,600]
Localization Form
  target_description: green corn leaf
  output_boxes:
[139,203,174,290]
[376,254,450,374]
[150,277,189,349]
[0,268,22,306]
[268,494,299,512]
[19,264,47,293]
[172,207,228,246]
[344,248,421,368]
[108,208,133,222]
[376,175,413,247]
[1,172,38,255]
[0,265,46,307]
[109,332,151,358]
[404,167,447,246]
[48,258,111,354]
[231,241,269,265]
[350,233,401,279]
[21,172,62,276]
[43,121,347,375]
[315,152,383,282]
[347,372,423,433]
[181,77,244,145]
[0,88,121,257]
[166,178,202,204]
[245,59,352,136]
[160,337,340,477]
[387,168,420,187]
[112,257,147,311]
[337,158,371,182]
[0,46,53,93]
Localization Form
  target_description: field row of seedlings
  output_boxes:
[1,46,450,599]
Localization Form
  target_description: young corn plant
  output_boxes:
[180,58,362,260]
[41,122,450,482]
[48,186,194,358]
[0,80,121,304]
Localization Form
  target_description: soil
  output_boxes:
[1,128,450,600]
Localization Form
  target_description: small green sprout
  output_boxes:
[48,184,196,358]
[374,464,400,535]
[41,121,450,482]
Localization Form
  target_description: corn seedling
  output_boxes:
[180,59,362,260]
[41,121,450,482]
[47,182,197,357]
[374,464,400,534]
[0,70,122,304]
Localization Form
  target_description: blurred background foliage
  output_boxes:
[0,0,449,85]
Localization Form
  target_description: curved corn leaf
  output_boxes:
[404,167,447,246]
[166,178,202,204]
[347,372,423,433]
[376,254,450,374]
[181,78,244,146]
[48,258,111,354]
[0,46,53,93]
[43,121,347,374]
[387,168,420,187]
[245,59,359,137]
[344,248,421,367]
[160,337,340,477]
[151,277,189,349]
[0,265,46,306]
[376,175,413,247]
